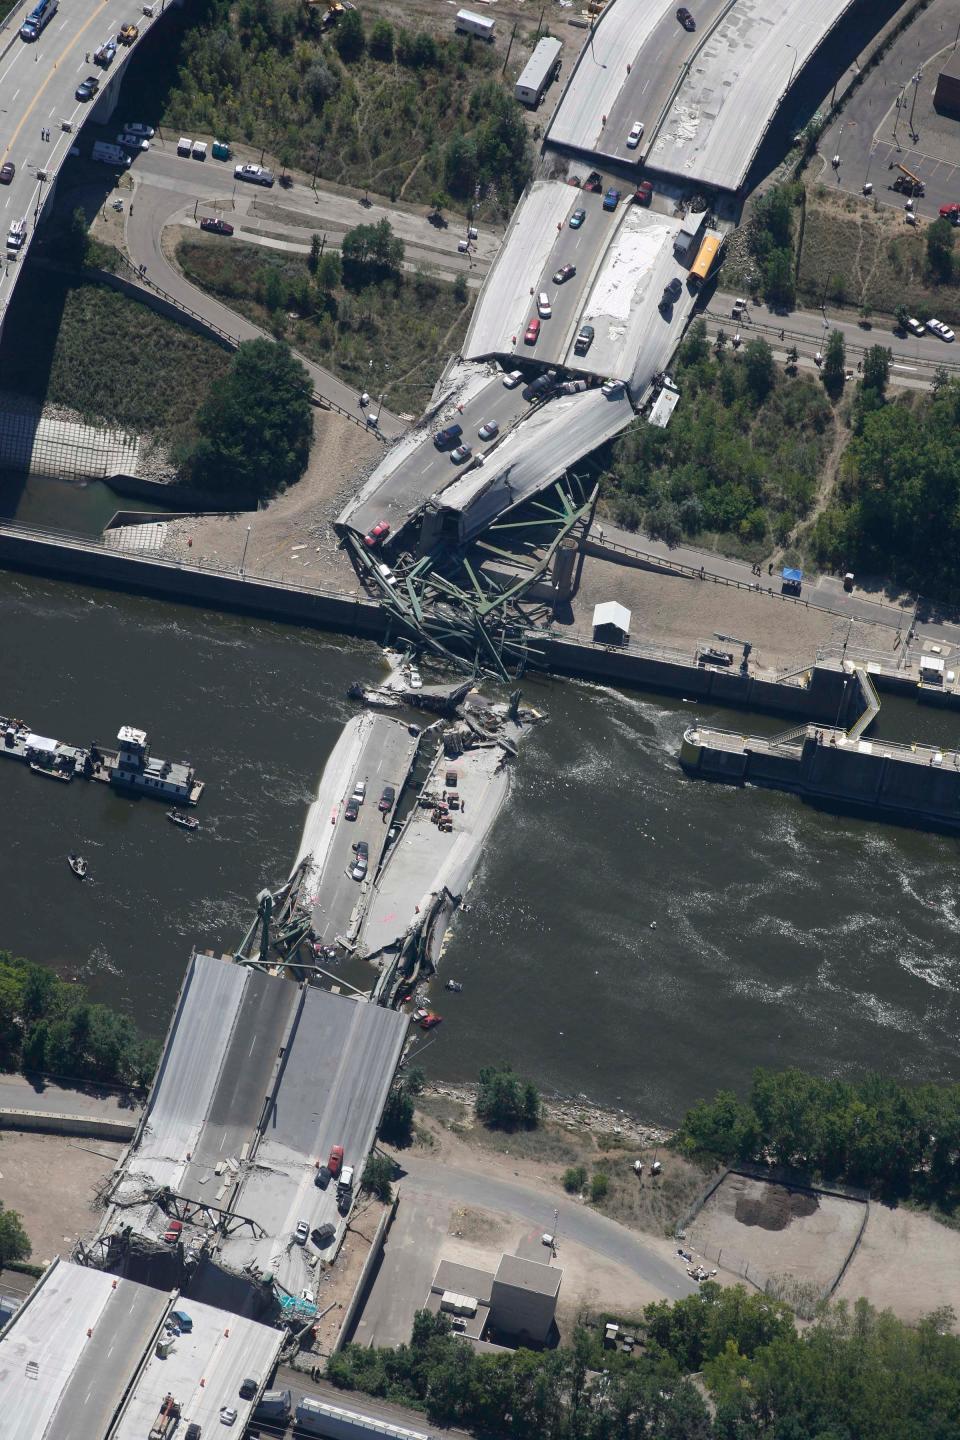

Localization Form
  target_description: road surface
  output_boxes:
[816,0,960,221]
[392,1152,697,1302]
[0,0,172,330]
[0,1073,140,1120]
[124,181,407,437]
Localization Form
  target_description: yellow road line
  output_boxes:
[3,0,112,163]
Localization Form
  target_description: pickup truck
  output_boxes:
[234,162,274,187]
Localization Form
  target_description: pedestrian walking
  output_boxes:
[85,52,89,62]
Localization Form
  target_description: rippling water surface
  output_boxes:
[4,573,959,1122]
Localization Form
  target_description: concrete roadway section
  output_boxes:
[0,0,172,330]
[508,183,629,369]
[125,182,407,438]
[46,1280,167,1440]
[306,715,420,946]
[0,1073,141,1119]
[393,1152,698,1303]
[340,367,532,540]
[178,967,297,1205]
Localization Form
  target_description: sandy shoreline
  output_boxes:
[420,1078,673,1148]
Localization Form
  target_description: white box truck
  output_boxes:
[92,141,131,168]
[455,8,495,40]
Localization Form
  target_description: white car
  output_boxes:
[234,162,274,187]
[409,668,423,689]
[219,1407,237,1426]
[117,132,149,151]
[351,779,366,803]
[124,121,155,138]
[294,1219,309,1244]
[537,292,552,319]
[626,121,644,148]
[602,379,625,397]
[502,369,523,387]
[926,317,955,342]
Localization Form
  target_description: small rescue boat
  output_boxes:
[68,853,88,879]
[166,810,200,832]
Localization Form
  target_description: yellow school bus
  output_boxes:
[689,232,723,289]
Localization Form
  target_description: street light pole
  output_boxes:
[785,42,798,91]
[239,525,251,577]
[908,68,922,144]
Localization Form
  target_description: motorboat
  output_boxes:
[67,853,88,879]
[166,810,200,831]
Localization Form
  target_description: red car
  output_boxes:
[327,1144,344,1178]
[363,520,390,548]
[939,203,960,223]
[420,1013,443,1030]
[634,180,653,205]
[163,1220,183,1244]
[200,216,234,235]
[524,318,541,346]
[0,162,14,185]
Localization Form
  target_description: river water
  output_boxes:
[4,572,959,1124]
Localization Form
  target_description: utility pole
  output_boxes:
[908,68,922,144]
[892,86,904,151]
[501,21,517,77]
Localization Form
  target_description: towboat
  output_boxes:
[166,810,200,832]
[67,853,88,879]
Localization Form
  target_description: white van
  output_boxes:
[92,141,131,168]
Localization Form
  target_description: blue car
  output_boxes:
[569,209,586,228]
[602,188,621,212]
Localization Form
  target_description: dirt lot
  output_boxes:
[311,1193,391,1356]
[0,1131,124,1266]
[414,1089,707,1245]
[687,1173,866,1299]
[568,555,898,673]
[835,1202,960,1327]
[160,407,378,589]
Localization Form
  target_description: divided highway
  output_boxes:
[0,0,171,327]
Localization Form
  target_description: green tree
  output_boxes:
[262,265,285,311]
[926,216,955,284]
[363,1153,395,1202]
[562,1165,586,1193]
[861,344,890,395]
[0,1204,31,1267]
[763,247,796,308]
[315,251,342,292]
[743,338,775,402]
[369,17,394,59]
[308,233,323,274]
[476,1062,540,1130]
[189,338,313,501]
[334,7,365,61]
[590,1171,609,1202]
[822,328,846,396]
[453,272,468,305]
[894,303,910,333]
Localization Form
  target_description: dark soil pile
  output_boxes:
[735,1185,819,1231]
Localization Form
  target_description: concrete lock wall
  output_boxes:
[0,1107,137,1141]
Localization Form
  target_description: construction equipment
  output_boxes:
[716,633,753,676]
[892,162,924,197]
[148,1395,181,1440]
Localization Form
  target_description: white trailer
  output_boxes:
[515,36,562,106]
[294,1394,432,1440]
[91,141,131,168]
[455,8,495,40]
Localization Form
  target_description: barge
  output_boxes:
[1,717,203,805]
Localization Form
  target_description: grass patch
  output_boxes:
[797,191,960,322]
[176,237,472,415]
[456,1117,582,1165]
[585,1150,711,1236]
[607,321,835,556]
[0,270,231,446]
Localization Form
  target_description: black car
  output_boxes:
[76,76,100,101]
[315,1164,332,1189]
[522,374,554,402]
[661,277,683,308]
[573,323,595,355]
[239,1378,259,1400]
[0,162,14,185]
[677,6,696,29]
[434,423,463,450]
[344,796,359,821]
[379,785,396,813]
[312,1222,336,1247]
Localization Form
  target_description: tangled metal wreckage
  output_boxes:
[342,472,598,682]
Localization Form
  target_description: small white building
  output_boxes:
[455,8,495,40]
[515,36,563,107]
[592,601,631,646]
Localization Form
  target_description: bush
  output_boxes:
[334,7,365,61]
[590,1172,609,1203]
[0,1205,31,1267]
[475,1063,540,1131]
[363,1153,395,1202]
[562,1165,587,1193]
[188,338,313,501]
